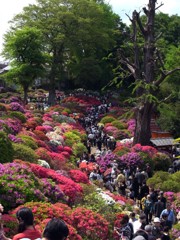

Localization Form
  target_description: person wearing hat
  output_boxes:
[152,217,163,239]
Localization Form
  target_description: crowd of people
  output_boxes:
[74,92,179,240]
[1,91,179,240]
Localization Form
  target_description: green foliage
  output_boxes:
[79,184,121,229]
[152,152,171,171]
[111,120,126,129]
[17,134,38,150]
[0,131,14,163]
[147,171,180,192]
[2,26,47,102]
[139,152,154,169]
[64,131,81,147]
[9,111,26,123]
[73,142,87,158]
[12,143,38,162]
[100,116,116,124]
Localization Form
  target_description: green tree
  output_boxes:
[2,27,47,103]
[8,0,119,104]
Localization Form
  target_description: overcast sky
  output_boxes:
[0,0,180,60]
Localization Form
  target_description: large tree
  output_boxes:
[8,0,119,104]
[118,0,180,145]
[2,27,47,103]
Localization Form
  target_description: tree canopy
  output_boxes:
[2,26,47,103]
[6,0,120,104]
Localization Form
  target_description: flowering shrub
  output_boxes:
[2,118,22,134]
[8,134,23,143]
[30,164,83,203]
[11,202,72,225]
[170,223,180,239]
[35,125,53,133]
[9,111,26,123]
[0,163,46,210]
[69,170,89,184]
[79,162,97,174]
[10,102,25,113]
[24,118,38,130]
[35,147,52,162]
[132,144,157,157]
[119,152,143,168]
[71,207,109,240]
[96,152,116,172]
[33,130,50,141]
[127,119,136,135]
[1,214,18,238]
[113,145,130,157]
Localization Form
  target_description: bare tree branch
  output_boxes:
[134,10,147,36]
[142,7,149,16]
[125,13,133,23]
[155,48,166,70]
[155,68,180,86]
[155,32,162,42]
[155,3,164,10]
[159,93,172,104]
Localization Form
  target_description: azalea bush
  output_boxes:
[9,111,26,123]
[71,207,109,240]
[10,102,25,113]
[17,134,38,150]
[152,152,171,171]
[118,152,143,168]
[69,170,89,184]
[0,131,14,163]
[111,120,127,130]
[100,116,116,124]
[0,163,46,210]
[147,171,180,192]
[72,142,87,158]
[30,164,83,204]
[1,214,17,238]
[11,202,72,225]
[12,143,38,163]
[96,152,116,172]
[64,131,81,147]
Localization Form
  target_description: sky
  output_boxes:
[0,0,180,60]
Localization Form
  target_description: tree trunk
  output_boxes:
[23,86,28,105]
[48,84,56,106]
[133,0,156,145]
[133,102,153,145]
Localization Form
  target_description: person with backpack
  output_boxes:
[144,195,153,224]
[160,203,176,229]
